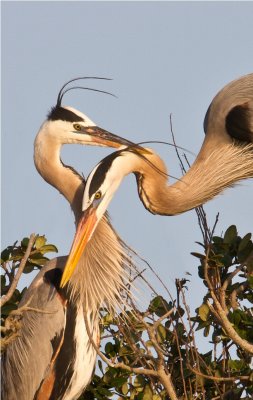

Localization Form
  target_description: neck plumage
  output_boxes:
[34,131,134,313]
[34,133,84,223]
[128,141,253,215]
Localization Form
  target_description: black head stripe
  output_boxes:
[88,151,121,198]
[47,106,84,122]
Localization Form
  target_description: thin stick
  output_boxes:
[187,364,249,382]
[1,234,36,307]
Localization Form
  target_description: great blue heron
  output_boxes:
[1,78,142,400]
[61,73,253,281]
[2,73,252,399]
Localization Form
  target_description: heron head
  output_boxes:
[60,147,150,287]
[44,105,138,148]
[37,75,141,149]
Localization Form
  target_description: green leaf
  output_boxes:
[1,247,13,262]
[238,242,253,263]
[1,303,17,316]
[35,236,46,249]
[238,233,252,252]
[133,375,146,388]
[21,237,30,248]
[248,276,253,289]
[9,251,25,262]
[191,252,205,260]
[157,324,166,342]
[196,320,211,331]
[1,274,6,290]
[39,244,58,254]
[111,376,128,388]
[198,265,205,279]
[28,257,48,267]
[105,342,114,355]
[97,387,112,397]
[23,264,36,274]
[121,382,128,395]
[97,360,103,373]
[228,359,245,372]
[143,385,153,400]
[103,371,112,384]
[212,236,223,244]
[229,310,242,326]
[198,303,210,321]
[101,313,114,326]
[118,346,133,357]
[247,256,253,273]
[203,325,210,337]
[202,350,212,364]
[149,296,172,317]
[223,225,237,244]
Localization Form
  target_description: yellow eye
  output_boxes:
[73,123,81,131]
[94,191,102,200]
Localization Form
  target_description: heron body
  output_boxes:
[1,81,137,400]
[2,258,98,400]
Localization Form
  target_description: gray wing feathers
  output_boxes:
[1,257,67,400]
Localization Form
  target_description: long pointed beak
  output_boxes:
[83,126,150,154]
[60,206,97,288]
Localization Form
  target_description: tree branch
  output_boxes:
[230,282,248,310]
[153,308,176,330]
[158,366,178,400]
[187,364,250,382]
[204,249,253,354]
[1,234,36,307]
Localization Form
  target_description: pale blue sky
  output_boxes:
[2,1,253,310]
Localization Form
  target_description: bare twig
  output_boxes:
[230,282,248,310]
[222,264,244,292]
[187,364,250,382]
[1,234,36,307]
[153,308,176,330]
[170,114,187,175]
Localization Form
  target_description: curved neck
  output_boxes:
[34,130,84,223]
[125,143,253,215]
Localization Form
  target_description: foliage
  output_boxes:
[1,234,58,350]
[81,223,253,400]
[1,224,253,399]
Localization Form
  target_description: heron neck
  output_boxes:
[34,132,84,222]
[138,141,253,215]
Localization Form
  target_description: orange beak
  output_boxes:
[60,206,98,288]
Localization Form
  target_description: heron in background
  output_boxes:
[1,77,144,400]
[61,73,253,283]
